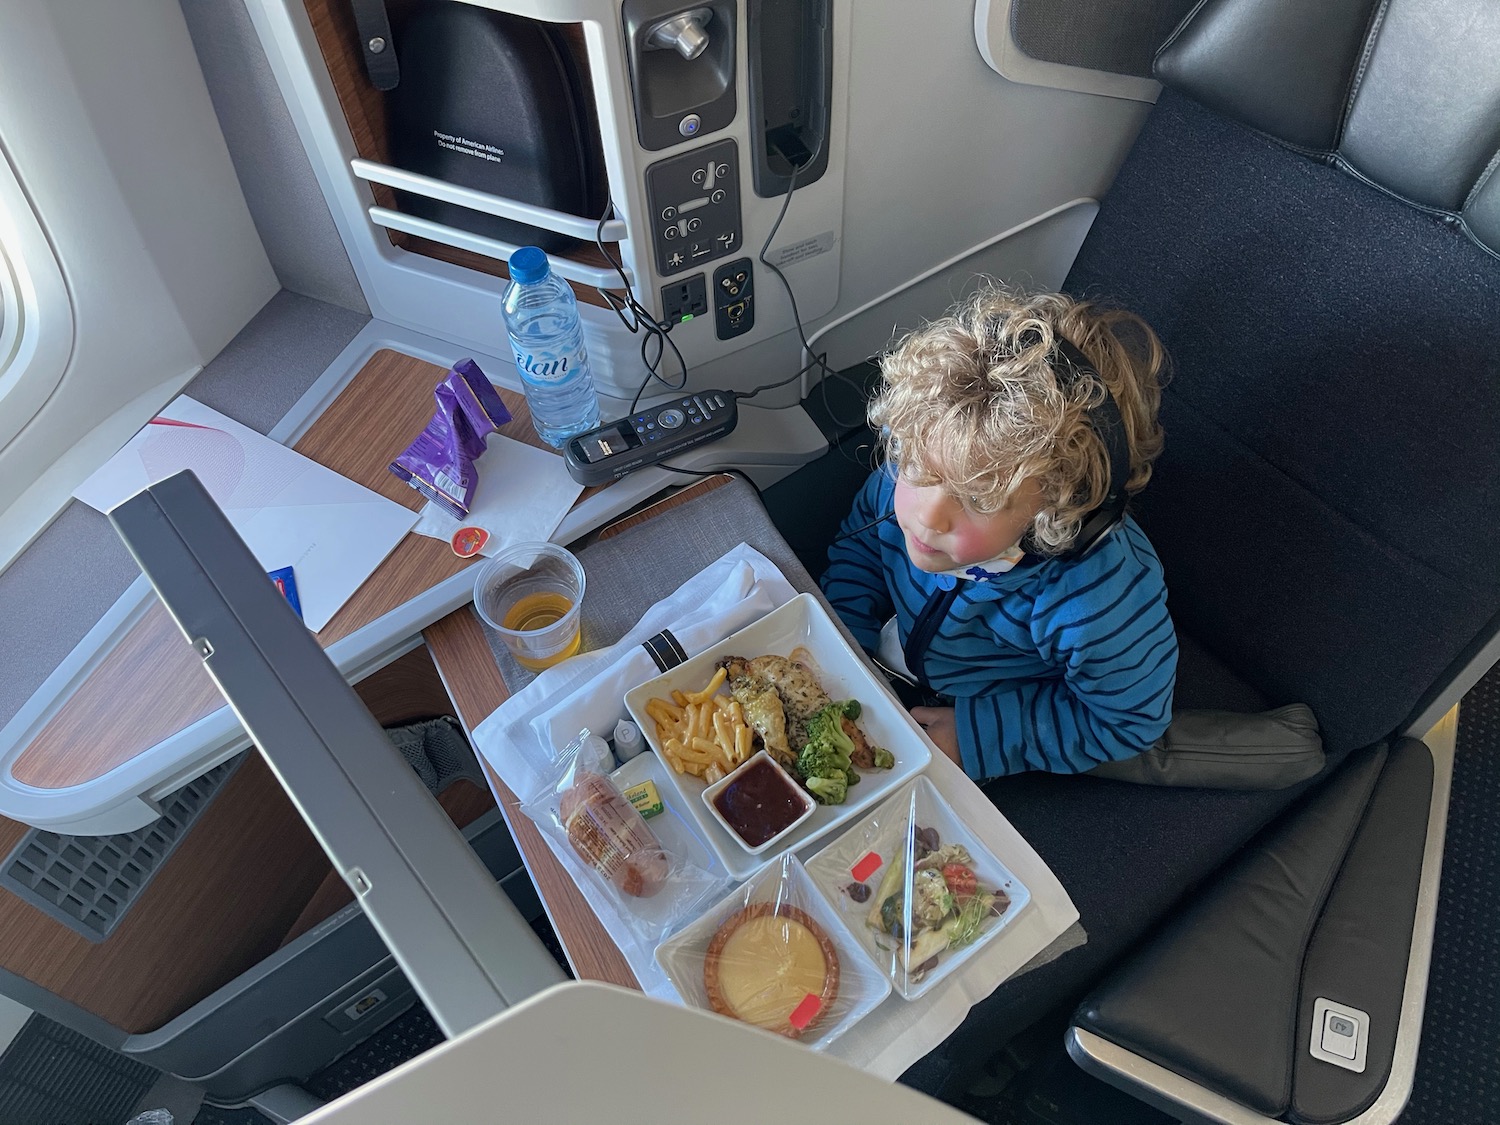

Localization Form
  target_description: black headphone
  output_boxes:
[1024,337,1132,560]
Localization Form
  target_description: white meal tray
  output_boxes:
[623,593,934,881]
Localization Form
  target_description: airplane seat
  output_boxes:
[901,0,1500,1118]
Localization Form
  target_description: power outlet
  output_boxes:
[660,274,708,323]
[712,258,754,340]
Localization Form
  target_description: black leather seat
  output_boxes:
[902,0,1500,1118]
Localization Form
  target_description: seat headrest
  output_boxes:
[1156,0,1500,258]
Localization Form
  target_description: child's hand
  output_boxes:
[911,706,962,768]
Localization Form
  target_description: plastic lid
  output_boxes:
[508,246,551,285]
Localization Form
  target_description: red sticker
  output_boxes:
[851,851,882,883]
[788,993,823,1030]
[450,526,490,558]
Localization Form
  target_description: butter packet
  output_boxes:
[623,779,664,820]
[389,358,511,520]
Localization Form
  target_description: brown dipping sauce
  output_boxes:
[713,758,809,847]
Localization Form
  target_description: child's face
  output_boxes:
[894,467,1044,573]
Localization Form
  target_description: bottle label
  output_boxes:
[513,347,583,385]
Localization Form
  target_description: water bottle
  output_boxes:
[501,246,601,447]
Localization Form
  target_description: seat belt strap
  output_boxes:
[903,585,961,684]
[349,0,400,91]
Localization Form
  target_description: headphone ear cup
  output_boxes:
[1067,503,1127,559]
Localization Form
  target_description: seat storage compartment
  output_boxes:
[302,0,619,300]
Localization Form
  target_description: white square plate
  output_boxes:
[623,593,933,880]
[654,853,892,1050]
[805,776,1032,1000]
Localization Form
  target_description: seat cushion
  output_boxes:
[1064,88,1500,755]
[898,629,1336,1098]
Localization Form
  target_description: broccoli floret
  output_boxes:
[872,747,895,770]
[799,703,856,773]
[805,772,848,805]
[798,702,866,806]
[797,740,847,783]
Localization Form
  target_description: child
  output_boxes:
[820,286,1177,780]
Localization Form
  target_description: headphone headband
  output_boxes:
[1037,337,1132,559]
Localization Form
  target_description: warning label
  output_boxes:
[432,130,505,164]
[772,230,836,268]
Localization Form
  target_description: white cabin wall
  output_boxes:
[178,0,370,316]
[0,0,279,567]
[824,1,1151,368]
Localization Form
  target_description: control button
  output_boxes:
[679,113,702,138]
[716,232,736,249]
[1321,1013,1359,1060]
[687,217,702,233]
[1309,999,1368,1073]
[660,205,677,221]
[646,422,656,430]
[667,251,684,268]
[658,408,686,429]
[711,189,725,204]
[664,226,678,240]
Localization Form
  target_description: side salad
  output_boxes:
[862,823,1011,983]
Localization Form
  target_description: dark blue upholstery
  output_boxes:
[902,83,1500,1104]
[1067,89,1500,755]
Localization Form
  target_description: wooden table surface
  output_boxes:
[423,475,734,990]
[12,349,593,791]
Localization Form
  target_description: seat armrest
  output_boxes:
[1070,736,1447,1124]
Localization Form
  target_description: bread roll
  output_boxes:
[560,771,670,898]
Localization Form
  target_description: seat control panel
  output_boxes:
[645,139,743,277]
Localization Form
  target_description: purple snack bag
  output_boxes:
[389,358,512,519]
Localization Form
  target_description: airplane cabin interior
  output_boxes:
[0,1,1497,1123]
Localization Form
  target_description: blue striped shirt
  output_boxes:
[820,470,1178,780]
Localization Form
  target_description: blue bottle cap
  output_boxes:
[508,246,550,285]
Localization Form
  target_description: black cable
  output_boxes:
[593,206,689,415]
[829,509,895,544]
[655,463,766,502]
[734,349,827,401]
[745,157,873,433]
[592,156,870,433]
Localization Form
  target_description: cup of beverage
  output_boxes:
[473,542,586,671]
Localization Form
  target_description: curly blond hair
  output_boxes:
[869,285,1167,555]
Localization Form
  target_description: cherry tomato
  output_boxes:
[942,863,978,900]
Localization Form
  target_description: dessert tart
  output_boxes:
[703,903,840,1038]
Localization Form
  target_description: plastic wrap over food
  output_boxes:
[389,358,512,519]
[806,776,1031,1000]
[655,852,891,1050]
[522,729,726,945]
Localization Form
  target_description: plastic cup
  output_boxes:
[473,542,586,671]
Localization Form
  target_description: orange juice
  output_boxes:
[501,591,581,669]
